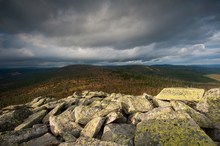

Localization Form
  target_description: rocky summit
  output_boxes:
[0,88,220,146]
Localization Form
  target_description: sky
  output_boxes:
[0,0,220,67]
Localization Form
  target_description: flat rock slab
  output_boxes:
[15,109,47,131]
[0,124,48,145]
[59,137,122,146]
[156,88,205,102]
[21,133,60,146]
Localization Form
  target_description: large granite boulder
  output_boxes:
[135,111,215,146]
[81,117,106,138]
[74,105,102,124]
[15,109,47,131]
[196,88,220,124]
[171,101,212,128]
[0,107,32,132]
[120,95,153,114]
[156,88,205,102]
[42,102,66,124]
[102,123,136,146]
[49,106,82,138]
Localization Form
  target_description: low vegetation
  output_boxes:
[0,65,220,108]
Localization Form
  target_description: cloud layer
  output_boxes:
[0,0,220,67]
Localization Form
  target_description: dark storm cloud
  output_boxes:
[0,0,220,67]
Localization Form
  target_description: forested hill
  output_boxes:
[0,65,220,108]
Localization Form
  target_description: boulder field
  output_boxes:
[0,88,220,146]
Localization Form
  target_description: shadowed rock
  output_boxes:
[20,133,60,146]
[0,124,48,145]
[15,109,47,131]
[0,107,32,132]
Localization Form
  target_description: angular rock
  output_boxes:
[152,98,171,107]
[81,117,106,138]
[196,88,220,124]
[106,111,127,124]
[129,112,142,125]
[156,88,205,102]
[0,124,48,145]
[59,137,122,146]
[0,107,32,132]
[20,133,60,146]
[31,98,46,108]
[102,123,136,146]
[15,109,47,131]
[138,107,174,122]
[120,95,153,114]
[62,133,77,142]
[74,105,102,124]
[49,108,82,138]
[85,91,107,98]
[135,111,215,146]
[42,102,66,124]
[171,101,213,128]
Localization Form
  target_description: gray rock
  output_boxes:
[32,98,46,108]
[155,88,205,102]
[85,91,107,98]
[152,98,171,107]
[15,109,47,131]
[59,137,122,146]
[74,105,102,124]
[120,95,153,114]
[106,111,127,124]
[0,124,48,145]
[20,133,60,146]
[81,117,106,138]
[62,133,77,142]
[196,88,220,124]
[43,102,66,124]
[136,107,174,122]
[171,101,213,128]
[101,123,136,146]
[0,107,32,132]
[135,111,215,146]
[49,109,82,138]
